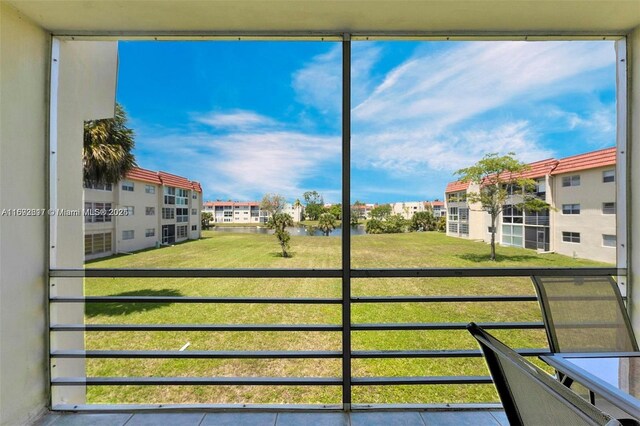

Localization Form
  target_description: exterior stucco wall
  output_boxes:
[0,4,50,425]
[115,182,160,253]
[551,167,617,264]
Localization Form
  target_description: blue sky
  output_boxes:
[117,40,616,204]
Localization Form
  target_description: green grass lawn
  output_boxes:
[84,231,608,405]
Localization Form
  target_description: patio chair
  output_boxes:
[531,275,638,353]
[467,322,626,426]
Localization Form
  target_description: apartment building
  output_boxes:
[203,201,304,223]
[444,147,617,263]
[427,200,446,217]
[391,201,427,219]
[84,167,202,260]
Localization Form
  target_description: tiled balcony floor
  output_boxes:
[34,410,508,426]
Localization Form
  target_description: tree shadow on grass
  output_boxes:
[456,253,540,263]
[268,252,295,259]
[86,289,183,317]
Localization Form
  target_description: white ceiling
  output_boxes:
[5,0,640,35]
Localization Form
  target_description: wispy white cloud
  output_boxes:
[136,125,340,201]
[292,43,384,114]
[195,110,277,131]
[350,41,614,178]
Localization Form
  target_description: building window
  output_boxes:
[84,202,112,223]
[562,175,580,187]
[191,225,197,231]
[176,188,189,205]
[164,186,176,204]
[448,207,458,221]
[145,228,155,237]
[84,232,112,255]
[447,191,466,203]
[84,181,112,191]
[162,207,175,220]
[224,211,233,218]
[602,202,616,215]
[503,205,523,223]
[192,208,197,215]
[459,223,469,235]
[603,234,616,247]
[176,208,189,223]
[535,178,546,197]
[124,206,134,216]
[192,193,198,199]
[562,204,580,215]
[562,232,581,243]
[146,207,155,216]
[448,222,458,233]
[177,225,188,238]
[459,208,469,222]
[502,224,523,247]
[122,180,134,191]
[603,170,615,183]
[145,184,156,194]
[122,230,134,240]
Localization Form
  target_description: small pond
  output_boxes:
[211,224,367,236]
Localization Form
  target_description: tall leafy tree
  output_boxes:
[267,213,294,257]
[370,204,392,220]
[302,191,325,221]
[350,200,365,225]
[410,211,436,231]
[83,103,136,184]
[260,193,286,217]
[328,204,342,220]
[455,152,548,261]
[317,213,337,236]
[201,212,213,230]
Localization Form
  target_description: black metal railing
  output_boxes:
[48,266,623,410]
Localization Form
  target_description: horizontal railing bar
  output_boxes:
[352,349,549,358]
[51,324,342,332]
[51,403,345,412]
[351,295,538,303]
[49,348,550,359]
[351,322,544,330]
[49,267,623,279]
[351,376,493,385]
[51,269,342,278]
[51,350,342,359]
[351,268,622,278]
[51,296,342,304]
[51,377,342,386]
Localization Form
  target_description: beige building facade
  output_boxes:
[203,201,304,223]
[445,148,617,263]
[84,167,203,259]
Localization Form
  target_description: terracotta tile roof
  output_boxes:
[158,171,195,191]
[125,167,162,185]
[125,167,202,192]
[551,147,616,175]
[445,181,469,193]
[204,201,259,207]
[507,158,559,179]
[430,201,444,207]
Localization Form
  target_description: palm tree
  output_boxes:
[83,103,136,185]
[267,213,294,257]
[317,213,336,236]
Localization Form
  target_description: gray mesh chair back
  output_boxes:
[468,322,623,426]
[531,276,638,353]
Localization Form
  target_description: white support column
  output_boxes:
[616,39,628,297]
[49,39,119,408]
[629,26,640,333]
